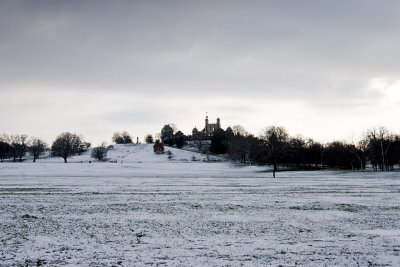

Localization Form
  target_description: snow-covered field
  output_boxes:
[0,144,399,266]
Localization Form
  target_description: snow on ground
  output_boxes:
[33,143,223,164]
[0,144,399,266]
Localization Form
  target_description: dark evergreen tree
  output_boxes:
[145,134,154,144]
[161,125,174,145]
[210,130,228,154]
[174,131,185,148]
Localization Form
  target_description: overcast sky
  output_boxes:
[1,0,400,145]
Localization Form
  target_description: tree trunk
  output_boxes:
[380,139,386,172]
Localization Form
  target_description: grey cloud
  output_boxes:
[2,1,400,100]
[1,0,400,143]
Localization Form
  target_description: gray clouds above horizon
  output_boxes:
[1,0,400,143]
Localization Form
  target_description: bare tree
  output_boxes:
[51,132,82,163]
[29,137,48,162]
[232,125,248,137]
[11,134,28,162]
[350,135,367,171]
[91,142,108,161]
[260,126,289,177]
[168,123,178,133]
[378,127,392,172]
[366,127,393,171]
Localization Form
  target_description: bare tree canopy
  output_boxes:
[260,126,289,176]
[168,123,178,134]
[29,137,47,162]
[51,132,82,163]
[112,131,133,144]
[232,125,248,137]
[11,134,28,162]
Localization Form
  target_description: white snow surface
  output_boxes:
[0,144,400,266]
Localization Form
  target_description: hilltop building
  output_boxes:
[192,115,232,138]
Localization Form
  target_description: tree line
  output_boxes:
[155,124,400,172]
[210,126,400,172]
[0,132,92,163]
[0,130,144,163]
[1,126,400,171]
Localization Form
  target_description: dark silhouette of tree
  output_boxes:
[303,139,324,169]
[365,127,395,171]
[112,131,133,144]
[288,136,306,169]
[228,133,248,163]
[112,132,124,144]
[145,134,154,144]
[231,125,248,136]
[174,131,185,148]
[350,137,367,171]
[210,130,228,154]
[260,126,289,177]
[324,142,360,170]
[0,134,12,162]
[11,134,28,162]
[51,132,82,163]
[91,142,108,161]
[388,135,400,170]
[29,137,47,162]
[161,125,174,145]
[247,135,266,165]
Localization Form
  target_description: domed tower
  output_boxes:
[216,117,221,130]
[205,114,209,135]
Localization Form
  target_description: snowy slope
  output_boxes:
[34,144,222,164]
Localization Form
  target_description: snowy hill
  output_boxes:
[35,144,222,163]
[2,143,267,180]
